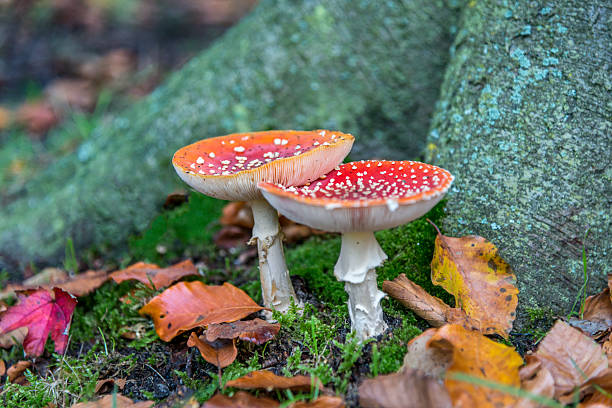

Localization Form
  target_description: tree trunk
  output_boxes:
[427,0,611,323]
[0,0,460,271]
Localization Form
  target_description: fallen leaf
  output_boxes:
[533,320,608,402]
[290,396,345,408]
[225,370,322,392]
[429,222,518,338]
[111,260,198,290]
[402,328,452,379]
[0,359,5,376]
[214,226,251,249]
[359,368,451,408]
[78,49,134,84]
[45,79,96,111]
[187,333,237,368]
[0,327,28,348]
[282,224,313,243]
[15,101,59,134]
[518,355,556,408]
[383,273,477,329]
[220,202,254,229]
[428,324,523,407]
[70,394,154,408]
[7,360,31,383]
[206,318,280,345]
[202,391,279,408]
[2,269,108,299]
[140,281,265,341]
[163,192,188,209]
[580,390,612,407]
[582,369,612,402]
[0,288,77,356]
[583,288,612,327]
[94,378,127,394]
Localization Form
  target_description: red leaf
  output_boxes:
[0,288,77,356]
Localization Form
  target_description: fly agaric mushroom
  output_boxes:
[258,160,453,339]
[172,130,354,313]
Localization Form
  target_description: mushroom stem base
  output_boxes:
[345,269,387,340]
[250,199,299,314]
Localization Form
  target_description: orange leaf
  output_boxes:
[139,281,265,341]
[290,396,345,408]
[110,260,198,290]
[70,394,153,408]
[402,328,452,378]
[7,361,31,383]
[206,318,280,345]
[533,320,608,402]
[202,392,279,408]
[428,324,523,407]
[2,269,108,298]
[359,368,452,408]
[225,370,322,392]
[430,225,518,338]
[187,333,237,368]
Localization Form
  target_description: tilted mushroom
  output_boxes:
[172,130,354,313]
[259,160,453,339]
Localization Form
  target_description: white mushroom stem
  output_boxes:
[335,231,388,340]
[249,199,298,313]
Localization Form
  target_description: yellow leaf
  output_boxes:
[430,223,518,338]
[429,324,523,407]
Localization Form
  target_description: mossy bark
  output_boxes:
[0,0,460,271]
[427,0,611,323]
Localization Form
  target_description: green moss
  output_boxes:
[128,193,225,265]
[371,317,422,375]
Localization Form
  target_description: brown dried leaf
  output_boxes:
[214,226,251,249]
[94,378,127,394]
[206,318,280,345]
[2,269,108,298]
[7,360,31,383]
[0,359,5,376]
[534,320,608,402]
[430,225,518,338]
[45,79,96,111]
[517,355,556,408]
[584,288,612,327]
[226,370,322,392]
[383,274,451,327]
[402,328,452,379]
[70,394,153,408]
[111,260,198,290]
[140,281,265,341]
[359,368,451,408]
[220,202,254,229]
[0,327,28,348]
[202,391,279,408]
[428,324,523,407]
[187,333,237,368]
[0,107,11,130]
[290,396,345,408]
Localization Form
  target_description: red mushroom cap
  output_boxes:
[172,130,354,201]
[258,160,453,232]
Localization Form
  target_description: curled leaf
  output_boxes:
[139,281,265,341]
[187,332,237,368]
[534,320,608,402]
